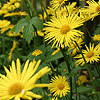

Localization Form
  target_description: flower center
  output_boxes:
[57,82,64,90]
[58,0,64,4]
[86,51,94,58]
[60,25,70,34]
[8,82,24,95]
[96,5,100,12]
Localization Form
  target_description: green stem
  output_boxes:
[84,23,94,43]
[61,48,72,100]
[74,75,77,100]
[75,41,96,91]
[26,0,36,17]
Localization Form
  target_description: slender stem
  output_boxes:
[75,41,96,90]
[60,48,72,100]
[74,75,77,100]
[26,0,36,17]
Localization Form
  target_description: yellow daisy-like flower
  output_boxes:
[74,43,100,66]
[50,0,68,10]
[86,0,100,14]
[44,13,85,48]
[0,20,11,28]
[77,75,88,86]
[80,0,100,20]
[48,75,70,98]
[56,2,78,17]
[0,59,51,100]
[93,34,100,41]
[68,37,84,56]
[32,49,43,56]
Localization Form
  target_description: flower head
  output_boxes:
[75,43,100,66]
[48,75,70,98]
[32,49,43,56]
[80,0,100,20]
[77,75,88,85]
[50,0,68,10]
[0,20,10,28]
[44,13,85,48]
[68,37,84,56]
[93,34,100,41]
[0,59,51,100]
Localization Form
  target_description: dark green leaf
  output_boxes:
[31,17,44,30]
[11,18,28,34]
[94,23,100,34]
[22,23,35,43]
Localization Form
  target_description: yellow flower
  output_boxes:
[0,24,13,34]
[56,2,78,17]
[68,37,84,56]
[14,2,20,8]
[74,43,100,66]
[4,11,27,17]
[33,30,44,37]
[93,34,100,41]
[51,97,58,100]
[0,59,51,100]
[77,75,88,85]
[50,0,68,10]
[80,0,100,20]
[0,20,11,28]
[44,12,85,48]
[8,31,23,38]
[32,49,43,56]
[8,41,18,60]
[86,0,100,14]
[48,75,70,98]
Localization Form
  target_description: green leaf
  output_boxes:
[22,23,35,43]
[77,86,92,93]
[11,18,28,34]
[45,52,63,62]
[31,16,44,30]
[94,23,100,34]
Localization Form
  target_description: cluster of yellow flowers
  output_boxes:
[0,0,27,34]
[43,0,100,67]
[0,0,27,60]
[0,0,21,15]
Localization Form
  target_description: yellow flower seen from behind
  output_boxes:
[77,75,88,85]
[50,0,68,10]
[32,49,43,56]
[93,34,100,41]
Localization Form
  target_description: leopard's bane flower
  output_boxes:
[50,0,68,10]
[44,13,85,48]
[0,59,51,100]
[32,49,43,56]
[48,75,70,98]
[75,43,100,66]
[0,20,10,28]
[77,75,88,85]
